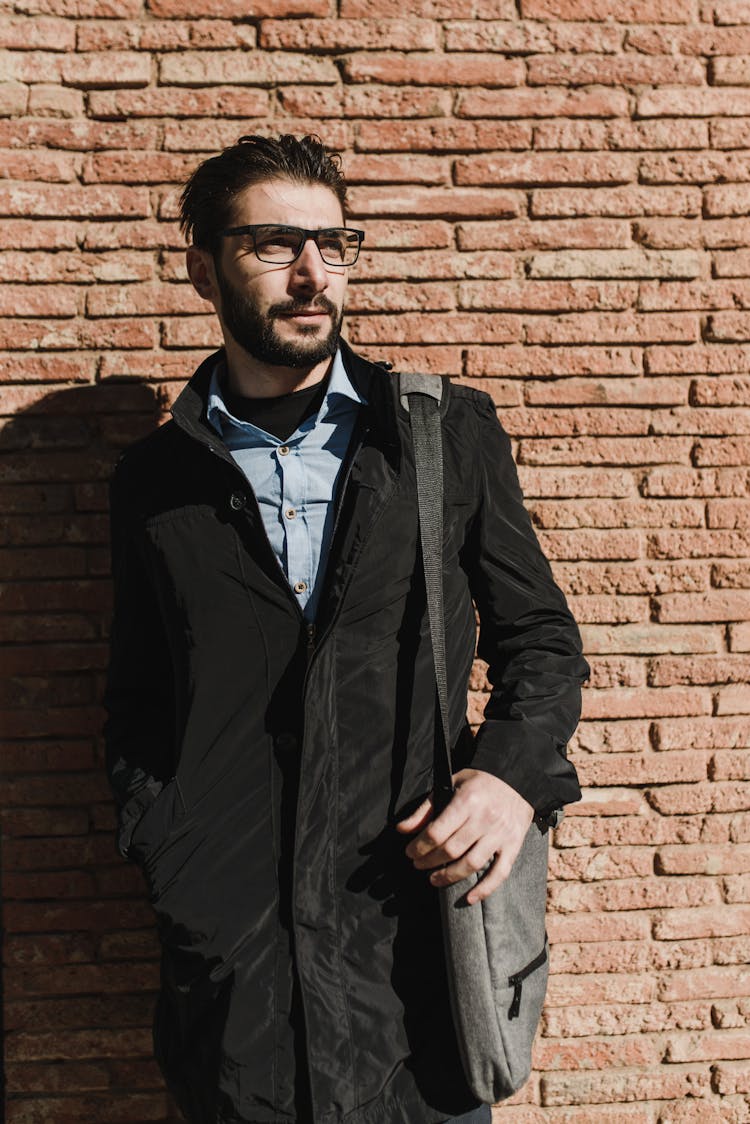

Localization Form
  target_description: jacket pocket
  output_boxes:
[118,777,186,867]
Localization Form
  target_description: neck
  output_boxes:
[222,337,335,400]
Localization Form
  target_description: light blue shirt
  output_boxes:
[206,349,366,622]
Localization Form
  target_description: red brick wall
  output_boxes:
[2,2,750,1121]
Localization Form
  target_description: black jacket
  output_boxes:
[103,339,590,1124]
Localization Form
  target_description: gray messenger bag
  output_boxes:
[400,371,555,1105]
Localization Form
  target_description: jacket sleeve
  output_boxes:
[459,392,590,820]
[102,457,176,858]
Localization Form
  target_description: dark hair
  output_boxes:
[178,133,348,254]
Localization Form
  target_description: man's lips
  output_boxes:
[280,310,329,318]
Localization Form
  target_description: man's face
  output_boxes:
[210,178,350,369]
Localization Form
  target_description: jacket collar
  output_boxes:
[170,336,400,463]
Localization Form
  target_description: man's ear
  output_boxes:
[186,245,219,305]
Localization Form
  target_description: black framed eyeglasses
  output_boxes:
[218,223,365,267]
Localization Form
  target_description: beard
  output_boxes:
[214,257,344,369]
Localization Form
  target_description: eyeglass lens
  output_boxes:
[253,226,360,265]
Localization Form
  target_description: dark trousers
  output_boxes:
[445,1106,492,1123]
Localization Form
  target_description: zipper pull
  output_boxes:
[306,621,316,653]
[508,978,523,1021]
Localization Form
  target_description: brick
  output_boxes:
[0,17,74,49]
[713,752,750,781]
[543,1000,709,1039]
[182,116,355,155]
[521,0,690,16]
[641,86,750,118]
[519,436,692,465]
[356,119,531,153]
[458,217,632,251]
[346,312,521,345]
[725,873,750,903]
[649,656,750,687]
[531,52,703,87]
[0,82,27,116]
[529,249,703,280]
[656,591,750,623]
[90,86,270,119]
[149,0,330,12]
[81,151,200,185]
[5,1092,171,1123]
[344,86,452,118]
[694,438,750,466]
[712,1060,750,1095]
[532,185,702,218]
[643,467,750,497]
[659,967,750,1002]
[347,186,521,219]
[276,85,344,118]
[706,183,750,217]
[348,281,455,313]
[456,152,637,186]
[444,19,622,53]
[657,717,750,752]
[647,782,750,816]
[354,249,513,283]
[260,18,436,50]
[540,1065,710,1107]
[0,249,153,285]
[532,497,702,529]
[653,904,750,939]
[341,0,514,13]
[85,281,202,317]
[535,119,708,153]
[648,529,750,558]
[575,749,709,783]
[459,281,635,314]
[0,284,77,318]
[0,118,157,151]
[524,377,686,407]
[549,876,720,915]
[547,971,657,1008]
[647,343,750,374]
[62,52,151,89]
[4,1060,111,1094]
[549,846,653,882]
[466,344,642,377]
[18,0,143,11]
[27,85,85,117]
[159,50,338,85]
[524,312,698,346]
[0,317,156,352]
[691,377,750,406]
[0,184,150,219]
[342,52,522,86]
[534,1032,659,1070]
[457,87,628,119]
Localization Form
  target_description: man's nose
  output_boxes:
[288,237,329,289]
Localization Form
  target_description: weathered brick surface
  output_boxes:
[2,5,749,1123]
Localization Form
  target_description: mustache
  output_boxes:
[270,297,338,317]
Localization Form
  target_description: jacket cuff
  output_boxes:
[467,719,582,818]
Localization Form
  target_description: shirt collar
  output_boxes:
[206,346,365,438]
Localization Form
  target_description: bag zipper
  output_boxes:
[507,942,548,1020]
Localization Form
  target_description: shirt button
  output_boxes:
[293,581,307,593]
[229,491,246,510]
[285,507,296,519]
[278,445,290,456]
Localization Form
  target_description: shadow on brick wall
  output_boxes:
[1,378,185,1123]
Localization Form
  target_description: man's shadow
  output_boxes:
[0,374,185,1123]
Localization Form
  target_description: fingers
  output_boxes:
[394,793,434,833]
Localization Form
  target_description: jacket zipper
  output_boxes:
[507,942,548,1020]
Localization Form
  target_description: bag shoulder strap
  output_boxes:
[398,370,455,814]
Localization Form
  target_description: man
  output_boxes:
[103,133,590,1124]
